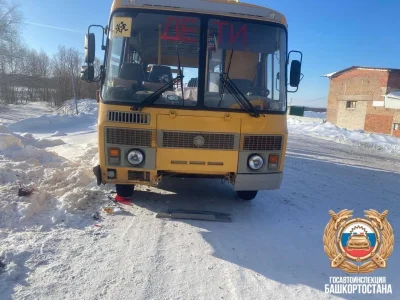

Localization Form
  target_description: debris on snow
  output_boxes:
[92,212,100,220]
[18,185,35,197]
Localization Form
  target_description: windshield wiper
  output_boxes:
[131,74,184,111]
[219,73,261,118]
[217,50,260,118]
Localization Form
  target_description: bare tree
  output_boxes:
[0,1,99,107]
[0,0,23,105]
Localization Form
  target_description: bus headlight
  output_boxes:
[127,149,144,166]
[248,155,264,170]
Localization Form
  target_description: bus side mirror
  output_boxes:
[85,33,96,64]
[288,50,303,93]
[80,65,94,81]
[289,60,301,87]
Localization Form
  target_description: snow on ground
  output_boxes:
[0,101,400,300]
[288,117,400,155]
[0,102,56,126]
[2,99,98,136]
[303,110,326,119]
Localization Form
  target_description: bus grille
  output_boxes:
[108,111,150,125]
[241,135,282,151]
[106,128,152,147]
[162,131,235,150]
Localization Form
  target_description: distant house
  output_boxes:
[323,66,400,137]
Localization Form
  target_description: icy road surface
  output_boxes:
[2,130,399,300]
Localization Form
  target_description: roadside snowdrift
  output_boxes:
[288,118,400,154]
[303,111,326,119]
[0,125,102,230]
[8,99,98,134]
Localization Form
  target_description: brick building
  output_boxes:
[324,66,400,137]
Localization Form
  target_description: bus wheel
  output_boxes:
[116,184,135,198]
[236,190,258,201]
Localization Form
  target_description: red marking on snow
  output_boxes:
[115,195,133,206]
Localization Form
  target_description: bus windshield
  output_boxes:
[102,12,200,106]
[102,12,287,112]
[205,19,287,112]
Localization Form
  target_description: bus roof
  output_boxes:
[110,0,287,26]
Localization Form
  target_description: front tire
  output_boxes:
[116,184,135,198]
[236,190,258,200]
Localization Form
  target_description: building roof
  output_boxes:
[322,66,400,79]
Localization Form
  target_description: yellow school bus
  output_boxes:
[81,0,302,200]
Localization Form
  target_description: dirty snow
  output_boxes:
[0,101,399,300]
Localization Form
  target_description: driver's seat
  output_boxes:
[118,63,145,89]
[148,65,173,83]
[144,65,174,92]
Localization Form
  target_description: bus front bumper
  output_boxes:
[234,173,283,191]
[93,164,283,191]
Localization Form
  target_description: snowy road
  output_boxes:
[1,101,399,300]
[2,128,399,300]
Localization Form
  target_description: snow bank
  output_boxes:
[303,111,326,119]
[50,131,67,137]
[0,143,103,229]
[0,134,23,151]
[57,98,98,115]
[8,113,97,134]
[0,125,65,152]
[288,118,400,154]
[0,251,26,281]
[0,125,105,230]
[8,99,98,134]
[0,101,55,125]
